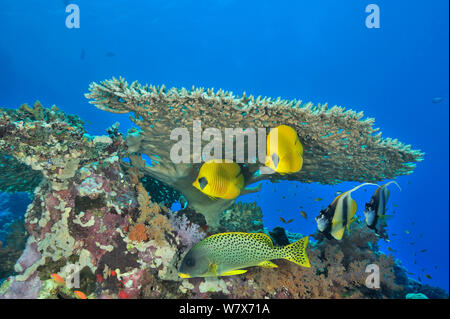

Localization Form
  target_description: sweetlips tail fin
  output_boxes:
[283,236,311,268]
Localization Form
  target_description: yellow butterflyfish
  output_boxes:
[192,159,244,200]
[265,125,303,175]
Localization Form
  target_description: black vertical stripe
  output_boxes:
[377,187,385,217]
[342,196,348,227]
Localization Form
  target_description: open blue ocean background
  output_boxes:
[0,0,448,292]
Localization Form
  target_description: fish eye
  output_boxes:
[185,257,195,267]
[198,177,208,190]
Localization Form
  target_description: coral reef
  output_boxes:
[86,77,424,226]
[0,101,444,300]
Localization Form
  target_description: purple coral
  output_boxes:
[0,272,42,299]
[169,213,206,248]
[14,238,41,274]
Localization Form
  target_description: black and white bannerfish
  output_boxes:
[315,183,378,240]
[363,181,401,238]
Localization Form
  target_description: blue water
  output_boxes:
[0,0,448,291]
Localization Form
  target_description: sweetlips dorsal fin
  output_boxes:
[206,232,274,247]
[244,232,274,247]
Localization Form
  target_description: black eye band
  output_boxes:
[272,153,279,168]
[199,177,208,190]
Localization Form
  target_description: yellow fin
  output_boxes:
[257,261,278,268]
[251,232,274,247]
[220,269,248,276]
[209,263,218,276]
[331,225,345,241]
[283,236,311,268]
[347,199,358,232]
[349,198,357,219]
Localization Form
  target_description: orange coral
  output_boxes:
[125,177,174,246]
[129,223,148,242]
[145,214,172,246]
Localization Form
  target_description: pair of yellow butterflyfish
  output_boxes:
[192,125,303,200]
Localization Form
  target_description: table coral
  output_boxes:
[86,77,424,226]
